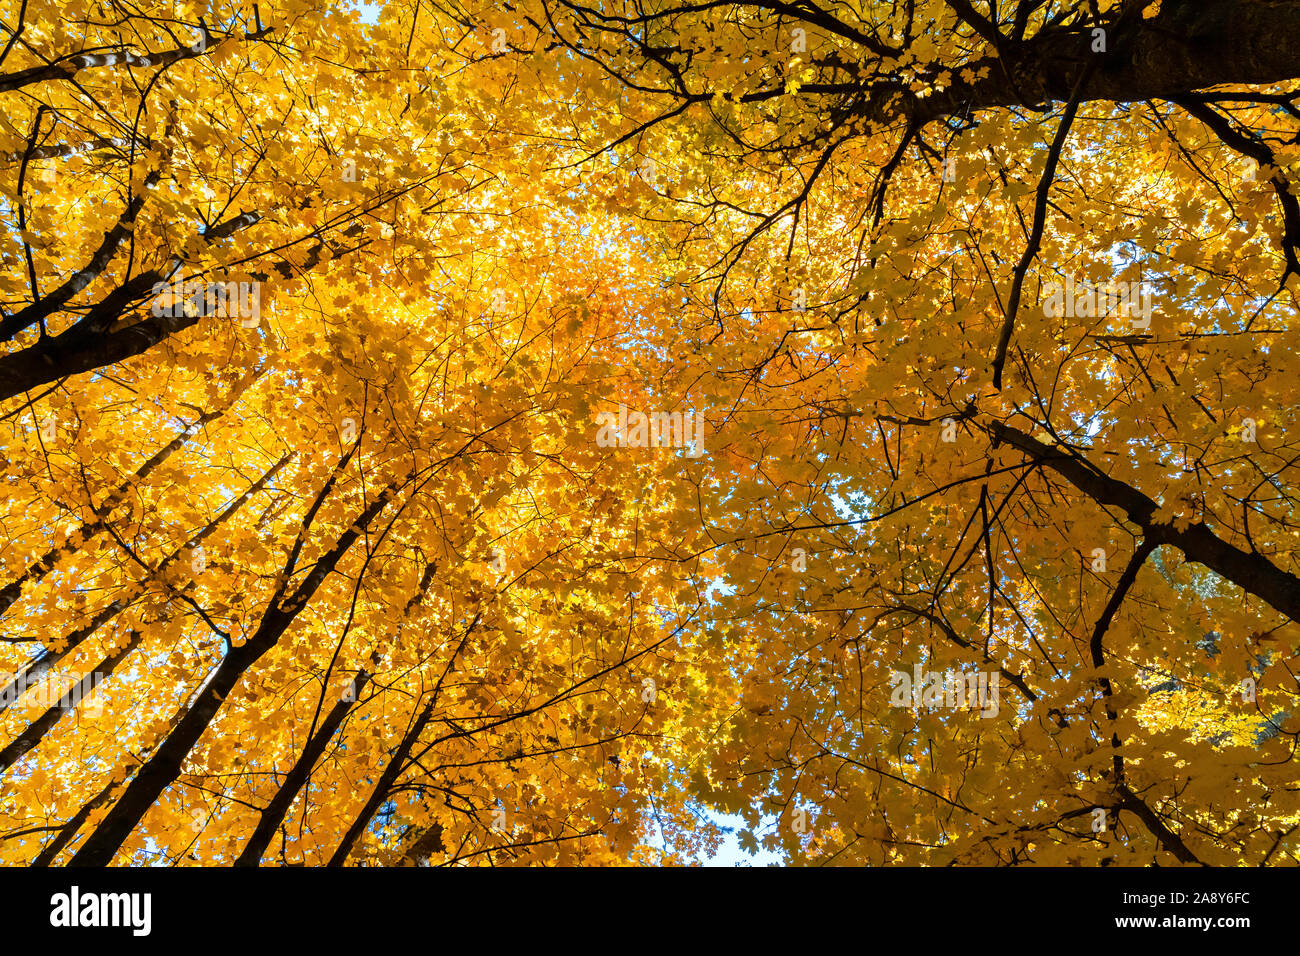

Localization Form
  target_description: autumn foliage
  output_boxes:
[0,0,1299,866]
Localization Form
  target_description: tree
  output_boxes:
[487,0,1300,864]
[0,0,721,866]
[1,0,1299,867]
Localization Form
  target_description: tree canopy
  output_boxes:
[1,0,1298,866]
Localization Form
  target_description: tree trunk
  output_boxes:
[66,471,402,866]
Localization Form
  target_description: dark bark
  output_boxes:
[886,0,1300,125]
[990,421,1300,621]
[231,671,372,867]
[0,179,159,343]
[0,631,138,773]
[67,447,400,866]
[324,696,438,867]
[1119,783,1202,864]
[400,823,446,865]
[234,560,438,866]
[32,777,116,866]
[0,453,288,763]
[0,601,129,718]
[0,371,263,621]
[0,227,253,403]
[327,613,480,867]
[0,212,374,403]
[0,27,273,94]
[583,1,1300,124]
